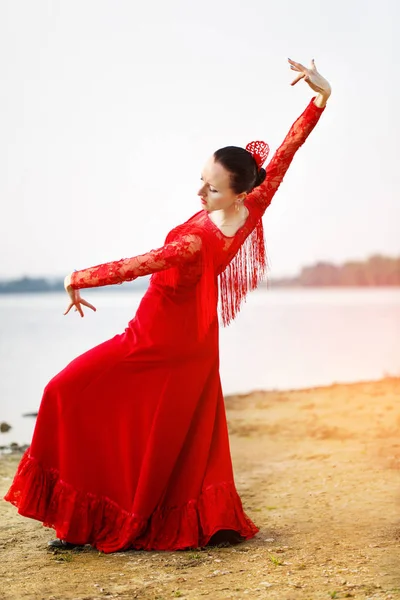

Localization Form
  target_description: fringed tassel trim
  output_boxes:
[219,218,268,327]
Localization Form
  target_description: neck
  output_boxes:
[212,203,244,224]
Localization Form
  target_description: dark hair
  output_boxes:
[213,146,267,194]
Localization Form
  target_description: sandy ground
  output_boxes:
[1,376,400,600]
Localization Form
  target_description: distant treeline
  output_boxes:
[0,276,149,294]
[0,254,399,293]
[269,254,400,287]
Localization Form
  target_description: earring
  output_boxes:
[235,202,240,213]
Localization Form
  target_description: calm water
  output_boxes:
[0,288,399,445]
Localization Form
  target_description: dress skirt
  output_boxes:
[4,280,259,552]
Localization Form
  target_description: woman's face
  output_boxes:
[198,156,246,212]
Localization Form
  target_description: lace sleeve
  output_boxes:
[70,234,202,290]
[246,96,326,217]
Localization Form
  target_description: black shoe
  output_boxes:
[47,538,83,550]
[206,529,245,547]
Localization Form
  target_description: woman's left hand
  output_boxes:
[64,273,97,318]
[288,58,332,97]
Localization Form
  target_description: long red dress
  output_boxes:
[4,97,326,552]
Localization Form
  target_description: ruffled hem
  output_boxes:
[4,450,259,553]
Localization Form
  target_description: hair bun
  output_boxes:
[253,167,266,190]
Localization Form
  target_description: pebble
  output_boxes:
[208,569,231,577]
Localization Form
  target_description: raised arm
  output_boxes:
[68,233,202,290]
[246,58,331,217]
[246,96,326,216]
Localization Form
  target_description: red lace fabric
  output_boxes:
[246,96,326,217]
[71,234,203,289]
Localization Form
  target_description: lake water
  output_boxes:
[0,288,399,445]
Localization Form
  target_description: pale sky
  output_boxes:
[1,0,398,279]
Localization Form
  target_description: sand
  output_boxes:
[1,377,399,600]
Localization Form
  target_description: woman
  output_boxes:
[4,58,331,553]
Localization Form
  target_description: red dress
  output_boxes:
[4,97,325,552]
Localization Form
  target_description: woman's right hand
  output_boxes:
[63,273,97,318]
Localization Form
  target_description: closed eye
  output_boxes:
[200,176,218,193]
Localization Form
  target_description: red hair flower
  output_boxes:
[245,140,269,169]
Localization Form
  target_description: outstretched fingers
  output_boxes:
[63,301,83,317]
[288,58,309,86]
[80,298,97,312]
[63,299,96,317]
[288,58,307,72]
[291,72,306,86]
[71,302,84,317]
[64,302,74,316]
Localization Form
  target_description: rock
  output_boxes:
[208,569,231,577]
[0,422,12,433]
[0,442,29,454]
